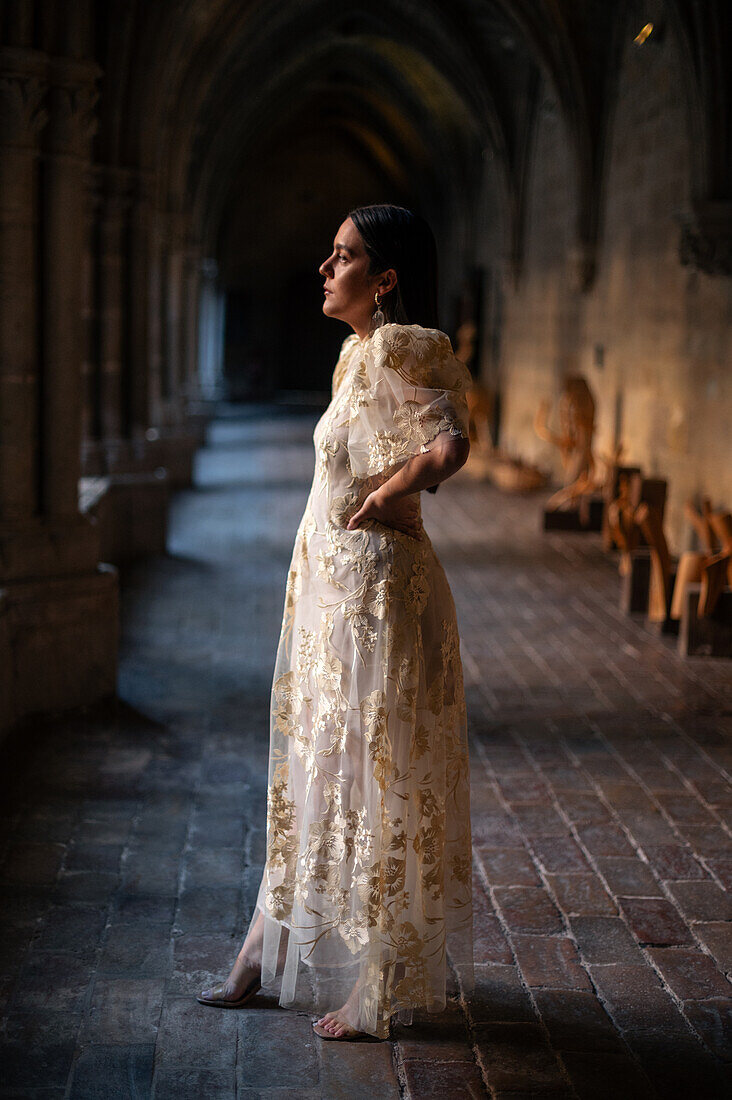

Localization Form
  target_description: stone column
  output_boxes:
[198,258,226,401]
[41,56,102,517]
[0,47,48,523]
[96,168,134,467]
[142,210,205,487]
[128,173,154,448]
[78,166,171,566]
[146,209,166,430]
[162,211,187,427]
[182,238,203,407]
[0,49,118,736]
[80,174,101,452]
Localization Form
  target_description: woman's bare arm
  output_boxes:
[346,434,470,532]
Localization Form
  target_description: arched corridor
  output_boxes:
[2,0,732,1094]
[1,0,731,732]
[1,408,730,1096]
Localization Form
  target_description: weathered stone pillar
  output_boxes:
[0,47,47,523]
[198,258,226,401]
[0,48,118,737]
[80,174,100,449]
[162,211,187,427]
[41,56,102,515]
[146,206,166,430]
[78,168,171,565]
[141,210,204,487]
[128,174,154,447]
[182,238,203,406]
[97,168,135,465]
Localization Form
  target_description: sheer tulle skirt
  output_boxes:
[248,516,474,1038]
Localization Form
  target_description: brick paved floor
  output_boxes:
[1,405,731,1099]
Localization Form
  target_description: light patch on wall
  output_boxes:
[667,402,688,455]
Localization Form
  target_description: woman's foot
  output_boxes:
[315,975,364,1038]
[200,951,260,1003]
[314,1006,365,1038]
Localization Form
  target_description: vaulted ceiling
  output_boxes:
[8,0,728,298]
[95,0,610,283]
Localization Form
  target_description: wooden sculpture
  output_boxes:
[534,376,597,511]
[606,471,667,575]
[708,511,732,567]
[598,442,627,500]
[602,453,641,552]
[669,503,730,620]
[671,502,732,620]
[670,552,706,619]
[606,472,641,576]
[699,510,732,616]
[480,448,549,492]
[634,501,673,622]
[677,505,732,657]
[699,551,732,617]
[671,500,711,620]
[465,378,549,492]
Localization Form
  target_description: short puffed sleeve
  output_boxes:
[345,323,472,482]
[331,333,359,400]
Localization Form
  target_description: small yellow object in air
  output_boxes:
[634,22,653,45]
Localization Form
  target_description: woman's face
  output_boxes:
[319,218,395,335]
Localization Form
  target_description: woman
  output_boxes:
[198,204,474,1040]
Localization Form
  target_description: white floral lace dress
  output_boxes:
[248,322,475,1038]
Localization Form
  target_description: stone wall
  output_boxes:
[495,16,732,553]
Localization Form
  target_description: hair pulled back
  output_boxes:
[347,204,440,330]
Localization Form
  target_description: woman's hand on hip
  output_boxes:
[347,488,422,538]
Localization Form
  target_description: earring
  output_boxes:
[369,290,385,333]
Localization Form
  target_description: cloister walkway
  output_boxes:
[1,406,730,1098]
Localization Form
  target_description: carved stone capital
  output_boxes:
[0,47,49,148]
[678,201,732,276]
[44,57,102,158]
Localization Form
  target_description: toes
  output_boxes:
[315,1010,355,1036]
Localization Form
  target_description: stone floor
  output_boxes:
[1,404,731,1099]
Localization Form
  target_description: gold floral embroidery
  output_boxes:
[260,323,473,1039]
[272,671,304,736]
[296,627,317,676]
[410,723,430,760]
[405,558,430,616]
[393,400,451,444]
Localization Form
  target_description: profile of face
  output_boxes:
[319,217,397,337]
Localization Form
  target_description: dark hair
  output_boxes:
[348,204,442,494]
[347,204,440,329]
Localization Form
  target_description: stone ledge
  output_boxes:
[0,563,118,736]
[80,472,170,564]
